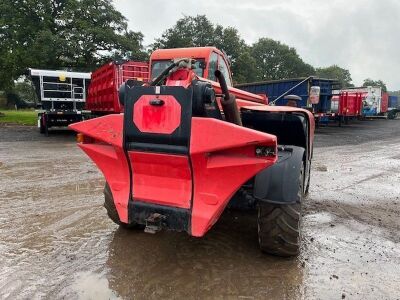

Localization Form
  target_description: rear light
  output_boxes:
[76,134,96,144]
[76,133,84,143]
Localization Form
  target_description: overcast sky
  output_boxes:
[113,0,399,90]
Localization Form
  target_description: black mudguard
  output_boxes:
[253,145,305,205]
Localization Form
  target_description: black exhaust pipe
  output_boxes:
[214,70,242,126]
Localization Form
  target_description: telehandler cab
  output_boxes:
[70,47,314,256]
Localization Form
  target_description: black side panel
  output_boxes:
[41,101,85,110]
[123,86,193,154]
[254,145,305,205]
[241,111,308,149]
[128,201,190,233]
[43,112,84,128]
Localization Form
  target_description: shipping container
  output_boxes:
[236,77,338,123]
[86,61,149,114]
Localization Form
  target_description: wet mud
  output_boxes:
[0,120,400,299]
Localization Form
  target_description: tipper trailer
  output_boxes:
[69,47,315,256]
[236,77,338,125]
[337,87,386,117]
[86,61,149,115]
[28,68,91,135]
[330,91,363,125]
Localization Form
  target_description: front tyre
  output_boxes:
[257,166,304,257]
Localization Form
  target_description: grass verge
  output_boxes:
[0,110,37,126]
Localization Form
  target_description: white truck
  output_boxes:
[28,69,91,135]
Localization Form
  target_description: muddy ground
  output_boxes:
[0,119,400,299]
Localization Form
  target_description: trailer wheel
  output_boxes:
[39,118,45,134]
[257,166,304,257]
[388,110,397,120]
[104,183,142,229]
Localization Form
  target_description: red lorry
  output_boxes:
[70,47,315,256]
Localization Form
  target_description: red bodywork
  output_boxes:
[70,47,315,237]
[381,92,389,113]
[335,92,363,117]
[86,61,149,114]
[70,113,278,236]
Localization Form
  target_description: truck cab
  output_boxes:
[150,47,233,86]
[150,47,268,106]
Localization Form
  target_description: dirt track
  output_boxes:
[1,119,400,299]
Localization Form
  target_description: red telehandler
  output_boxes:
[70,47,315,256]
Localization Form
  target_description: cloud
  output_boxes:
[113,0,400,90]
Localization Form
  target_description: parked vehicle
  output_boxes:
[236,77,339,125]
[388,95,399,119]
[86,61,149,115]
[335,87,388,118]
[388,95,398,108]
[381,92,389,115]
[69,47,315,256]
[330,91,363,125]
[28,68,91,135]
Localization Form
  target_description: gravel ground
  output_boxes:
[0,119,399,299]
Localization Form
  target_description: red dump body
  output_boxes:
[381,92,389,113]
[338,92,363,117]
[86,61,149,114]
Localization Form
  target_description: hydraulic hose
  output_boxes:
[215,70,242,126]
[149,61,179,86]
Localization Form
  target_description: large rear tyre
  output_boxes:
[257,166,304,257]
[104,183,142,229]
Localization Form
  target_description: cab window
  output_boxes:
[218,55,232,86]
[207,52,218,81]
[151,59,205,80]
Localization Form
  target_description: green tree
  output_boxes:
[0,0,147,91]
[316,65,353,88]
[153,15,216,49]
[13,80,38,104]
[153,15,255,83]
[362,78,387,92]
[233,50,261,84]
[251,38,315,80]
[213,26,256,84]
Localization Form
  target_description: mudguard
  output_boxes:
[253,145,305,205]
